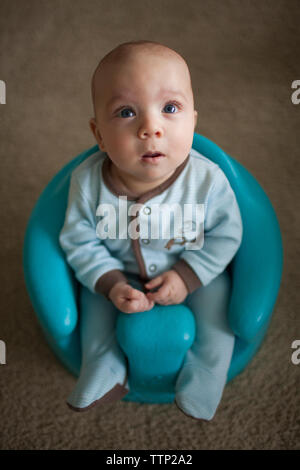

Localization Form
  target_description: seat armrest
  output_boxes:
[227,160,283,342]
[23,146,99,339]
[23,212,79,338]
[192,133,283,344]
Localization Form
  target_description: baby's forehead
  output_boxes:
[110,46,185,69]
[92,45,191,106]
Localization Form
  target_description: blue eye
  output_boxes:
[163,103,178,113]
[116,102,180,118]
[119,108,135,118]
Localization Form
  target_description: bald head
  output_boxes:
[91,40,193,114]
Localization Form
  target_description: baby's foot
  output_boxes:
[66,350,129,412]
[67,379,129,412]
[67,371,129,412]
[175,365,226,421]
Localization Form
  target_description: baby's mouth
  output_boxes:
[141,151,165,163]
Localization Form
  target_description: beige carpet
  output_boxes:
[0,0,299,450]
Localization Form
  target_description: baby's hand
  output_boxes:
[109,281,154,314]
[144,270,188,306]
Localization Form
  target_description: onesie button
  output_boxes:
[143,206,151,215]
[149,264,157,273]
[142,239,150,245]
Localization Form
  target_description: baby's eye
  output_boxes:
[163,102,180,114]
[118,108,135,118]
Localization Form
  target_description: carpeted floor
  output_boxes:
[0,0,299,450]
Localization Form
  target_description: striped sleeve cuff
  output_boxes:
[94,269,128,298]
[172,259,202,294]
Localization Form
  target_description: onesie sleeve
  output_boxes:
[59,173,127,296]
[173,168,243,292]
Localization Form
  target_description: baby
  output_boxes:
[59,40,243,420]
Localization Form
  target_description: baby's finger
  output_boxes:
[118,301,134,314]
[144,276,163,290]
[123,286,143,300]
[120,298,142,313]
[146,299,155,310]
[130,298,151,313]
[137,293,155,310]
[146,284,170,304]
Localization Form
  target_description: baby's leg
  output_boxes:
[175,270,234,420]
[66,286,129,411]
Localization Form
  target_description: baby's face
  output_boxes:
[90,50,198,189]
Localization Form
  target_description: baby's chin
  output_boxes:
[139,159,183,176]
[137,167,177,184]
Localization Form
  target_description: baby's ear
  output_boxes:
[194,110,198,129]
[89,117,106,151]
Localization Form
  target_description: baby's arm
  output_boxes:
[59,174,124,291]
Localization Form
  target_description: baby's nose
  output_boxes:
[138,118,163,139]
[139,128,162,139]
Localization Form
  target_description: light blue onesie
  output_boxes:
[59,147,243,419]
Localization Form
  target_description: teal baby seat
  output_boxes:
[23,133,283,404]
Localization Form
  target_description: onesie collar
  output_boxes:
[102,153,190,204]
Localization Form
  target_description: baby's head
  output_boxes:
[90,40,198,192]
